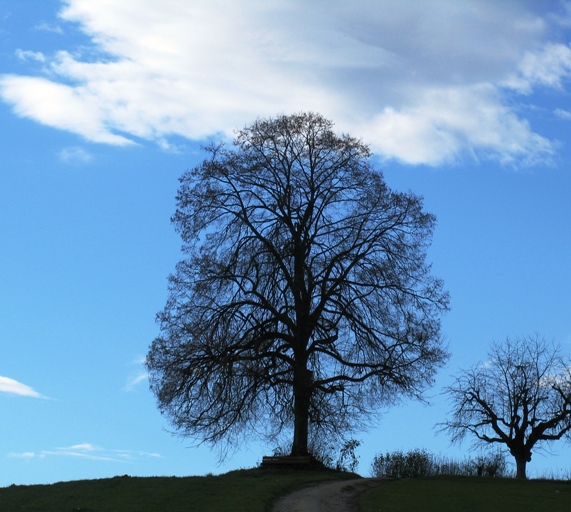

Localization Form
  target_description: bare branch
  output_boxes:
[148,112,449,458]
[440,334,571,479]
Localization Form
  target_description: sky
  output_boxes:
[2,0,571,486]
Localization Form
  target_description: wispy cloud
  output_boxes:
[123,372,148,392]
[0,376,45,398]
[123,357,148,392]
[7,443,162,463]
[7,452,36,459]
[540,365,571,389]
[0,0,569,165]
[554,108,571,120]
[34,22,63,34]
[15,49,46,63]
[58,146,94,164]
[503,43,571,94]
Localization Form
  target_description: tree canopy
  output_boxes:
[440,334,571,479]
[146,112,450,457]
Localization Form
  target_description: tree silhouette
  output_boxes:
[440,334,571,479]
[146,112,449,457]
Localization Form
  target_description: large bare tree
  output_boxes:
[440,334,571,479]
[146,113,449,458]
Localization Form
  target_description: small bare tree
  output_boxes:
[440,335,571,479]
[147,112,449,458]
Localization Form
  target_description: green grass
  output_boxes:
[0,468,358,512]
[3,471,570,512]
[359,476,571,512]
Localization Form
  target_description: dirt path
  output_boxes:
[272,478,390,512]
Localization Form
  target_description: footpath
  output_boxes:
[272,477,390,512]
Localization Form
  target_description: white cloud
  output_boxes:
[7,443,163,463]
[503,43,571,94]
[555,108,571,119]
[69,443,98,451]
[15,50,46,63]
[34,22,64,34]
[359,84,554,166]
[44,444,122,462]
[7,452,37,459]
[58,146,94,164]
[123,372,148,392]
[0,376,44,398]
[0,75,133,145]
[123,357,149,391]
[0,0,568,165]
[540,365,571,389]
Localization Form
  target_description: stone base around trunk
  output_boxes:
[261,455,315,468]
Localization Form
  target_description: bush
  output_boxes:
[427,453,473,476]
[371,449,509,478]
[471,452,508,477]
[371,449,432,478]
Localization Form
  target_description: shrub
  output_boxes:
[371,449,432,478]
[371,449,509,478]
[472,452,508,477]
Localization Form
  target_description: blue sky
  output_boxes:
[2,0,571,485]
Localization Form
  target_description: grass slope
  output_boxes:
[359,476,571,512]
[0,468,357,512]
[3,471,570,512]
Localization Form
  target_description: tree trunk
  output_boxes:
[515,457,527,480]
[291,367,312,456]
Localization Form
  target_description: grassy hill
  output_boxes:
[0,470,570,512]
[359,475,571,512]
[0,468,356,512]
